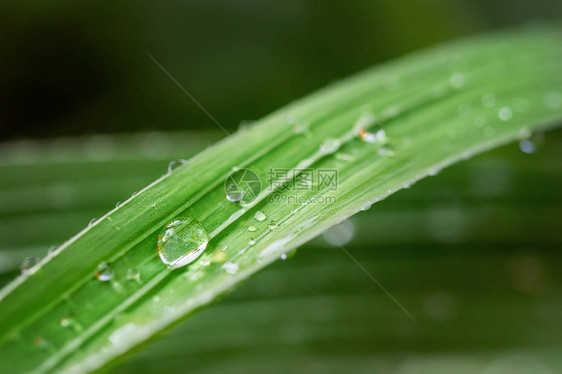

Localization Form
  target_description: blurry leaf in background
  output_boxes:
[2,0,561,140]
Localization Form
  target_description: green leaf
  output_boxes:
[0,27,561,373]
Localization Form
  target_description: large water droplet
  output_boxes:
[247,225,258,232]
[157,218,209,269]
[95,262,115,281]
[225,183,244,203]
[322,220,354,246]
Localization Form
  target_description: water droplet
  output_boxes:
[239,120,256,131]
[519,140,535,154]
[247,225,257,232]
[519,132,544,154]
[254,211,267,221]
[248,238,256,246]
[167,159,187,173]
[88,218,98,227]
[353,113,376,131]
[152,296,161,303]
[126,268,142,283]
[59,317,71,327]
[220,245,228,251]
[292,120,309,134]
[222,262,239,275]
[20,257,41,275]
[335,152,355,161]
[59,317,83,332]
[319,139,341,154]
[280,253,287,260]
[499,107,513,121]
[449,73,465,89]
[481,93,496,108]
[322,220,354,246]
[267,220,278,230]
[545,91,561,109]
[457,104,470,116]
[34,336,50,350]
[157,218,209,269]
[360,202,372,211]
[95,262,115,281]
[225,183,244,203]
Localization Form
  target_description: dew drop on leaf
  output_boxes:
[20,257,41,275]
[248,238,256,246]
[267,220,278,230]
[126,268,142,283]
[254,211,267,221]
[280,253,287,260]
[167,159,187,173]
[247,225,257,232]
[481,93,496,108]
[225,183,244,203]
[157,218,209,269]
[449,73,465,89]
[222,262,239,275]
[95,262,115,281]
[319,139,341,154]
[498,107,513,121]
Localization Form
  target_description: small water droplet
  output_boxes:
[225,183,244,203]
[498,107,513,121]
[457,104,470,116]
[220,245,228,251]
[222,262,239,275]
[280,253,287,260]
[126,268,142,283]
[151,202,157,208]
[519,140,535,154]
[247,225,257,232]
[360,202,372,211]
[34,336,50,350]
[20,257,41,275]
[267,220,278,230]
[322,220,354,246]
[248,238,256,246]
[254,211,267,221]
[377,143,395,157]
[95,262,115,281]
[152,296,161,303]
[239,120,255,131]
[319,139,341,154]
[545,91,561,109]
[59,317,83,332]
[481,93,496,108]
[449,73,465,89]
[157,218,209,269]
[335,152,355,161]
[59,317,71,327]
[89,218,98,227]
[168,159,187,173]
[292,120,309,134]
[116,202,122,208]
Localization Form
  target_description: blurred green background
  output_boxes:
[2,0,561,140]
